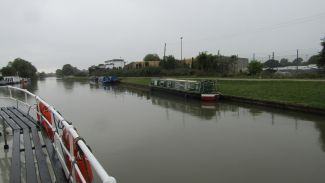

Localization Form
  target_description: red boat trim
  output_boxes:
[201,94,217,101]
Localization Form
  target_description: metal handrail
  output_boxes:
[0,86,116,183]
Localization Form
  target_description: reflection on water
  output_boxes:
[315,122,325,152]
[0,81,38,102]
[2,78,325,183]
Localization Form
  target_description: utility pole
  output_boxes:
[218,50,220,56]
[296,49,299,71]
[163,43,166,61]
[180,37,183,61]
[272,52,274,60]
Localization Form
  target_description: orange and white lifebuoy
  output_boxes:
[37,102,54,140]
[62,128,93,183]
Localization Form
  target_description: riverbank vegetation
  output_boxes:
[120,77,325,109]
[0,58,37,78]
[85,37,325,79]
[56,64,88,78]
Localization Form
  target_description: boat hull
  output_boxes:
[201,94,218,101]
[150,86,218,101]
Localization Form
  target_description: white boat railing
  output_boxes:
[0,85,116,183]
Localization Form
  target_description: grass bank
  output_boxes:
[120,77,325,109]
[218,80,325,109]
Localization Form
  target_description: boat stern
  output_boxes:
[201,94,219,101]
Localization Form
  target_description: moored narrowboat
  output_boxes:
[150,78,220,101]
[0,76,30,85]
[89,75,120,85]
[0,76,8,86]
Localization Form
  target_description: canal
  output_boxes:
[6,78,325,182]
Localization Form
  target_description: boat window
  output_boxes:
[175,81,185,90]
[188,83,199,91]
[159,80,165,87]
[167,81,174,88]
[171,81,175,88]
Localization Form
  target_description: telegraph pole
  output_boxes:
[163,43,166,61]
[296,49,299,71]
[180,37,183,61]
[272,52,274,60]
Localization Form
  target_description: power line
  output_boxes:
[164,12,325,46]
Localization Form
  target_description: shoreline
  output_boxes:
[119,80,325,115]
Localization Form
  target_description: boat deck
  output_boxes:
[0,107,68,183]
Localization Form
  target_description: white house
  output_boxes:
[104,59,125,69]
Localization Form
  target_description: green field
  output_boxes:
[218,80,325,108]
[120,77,325,109]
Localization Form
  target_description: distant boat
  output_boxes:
[3,76,21,84]
[89,76,120,85]
[0,76,30,85]
[150,78,220,101]
[0,76,8,86]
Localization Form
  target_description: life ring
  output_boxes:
[62,128,93,183]
[37,102,54,140]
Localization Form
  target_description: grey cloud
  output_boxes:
[0,0,324,72]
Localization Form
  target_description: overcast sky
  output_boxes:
[0,0,324,72]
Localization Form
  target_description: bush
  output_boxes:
[248,60,263,75]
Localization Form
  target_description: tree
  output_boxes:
[280,58,289,66]
[318,37,325,69]
[248,60,263,75]
[62,64,75,76]
[195,52,217,71]
[38,72,46,78]
[308,55,321,65]
[0,66,16,76]
[160,55,177,69]
[56,69,63,77]
[143,54,160,61]
[292,57,303,66]
[0,58,37,78]
[12,58,37,78]
[263,59,280,70]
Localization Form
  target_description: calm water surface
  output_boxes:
[19,78,325,182]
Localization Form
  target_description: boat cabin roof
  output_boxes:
[153,78,199,83]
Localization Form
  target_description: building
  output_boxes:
[182,57,249,73]
[104,59,125,69]
[234,57,249,73]
[98,64,106,69]
[124,61,160,70]
[123,56,249,74]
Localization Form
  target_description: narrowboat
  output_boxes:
[0,76,8,86]
[89,76,120,85]
[1,76,30,85]
[150,78,220,101]
[3,76,21,84]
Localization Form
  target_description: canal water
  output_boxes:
[3,78,325,183]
